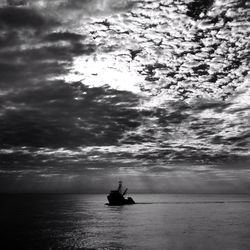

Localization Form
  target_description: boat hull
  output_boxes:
[107,195,135,206]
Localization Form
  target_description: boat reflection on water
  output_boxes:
[107,181,135,206]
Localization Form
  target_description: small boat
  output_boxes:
[107,181,135,206]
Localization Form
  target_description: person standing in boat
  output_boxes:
[118,180,122,194]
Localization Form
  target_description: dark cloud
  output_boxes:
[187,0,214,19]
[0,81,141,148]
[0,30,19,48]
[212,131,250,146]
[0,42,95,65]
[0,59,69,88]
[44,32,86,42]
[0,7,96,89]
[7,0,27,6]
[0,6,56,28]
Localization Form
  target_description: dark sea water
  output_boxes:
[1,194,250,250]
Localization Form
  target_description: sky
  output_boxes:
[0,0,249,193]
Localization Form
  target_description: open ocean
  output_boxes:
[1,194,250,250]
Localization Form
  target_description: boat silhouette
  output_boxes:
[107,181,135,206]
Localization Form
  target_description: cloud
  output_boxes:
[43,31,86,42]
[57,0,137,13]
[187,0,214,19]
[0,6,56,28]
[0,0,249,193]
[0,81,141,147]
[70,0,249,102]
[3,92,249,168]
[0,5,97,89]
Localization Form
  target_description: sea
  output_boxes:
[0,194,250,250]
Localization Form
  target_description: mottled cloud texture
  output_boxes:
[0,0,249,193]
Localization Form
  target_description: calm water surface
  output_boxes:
[1,194,250,250]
